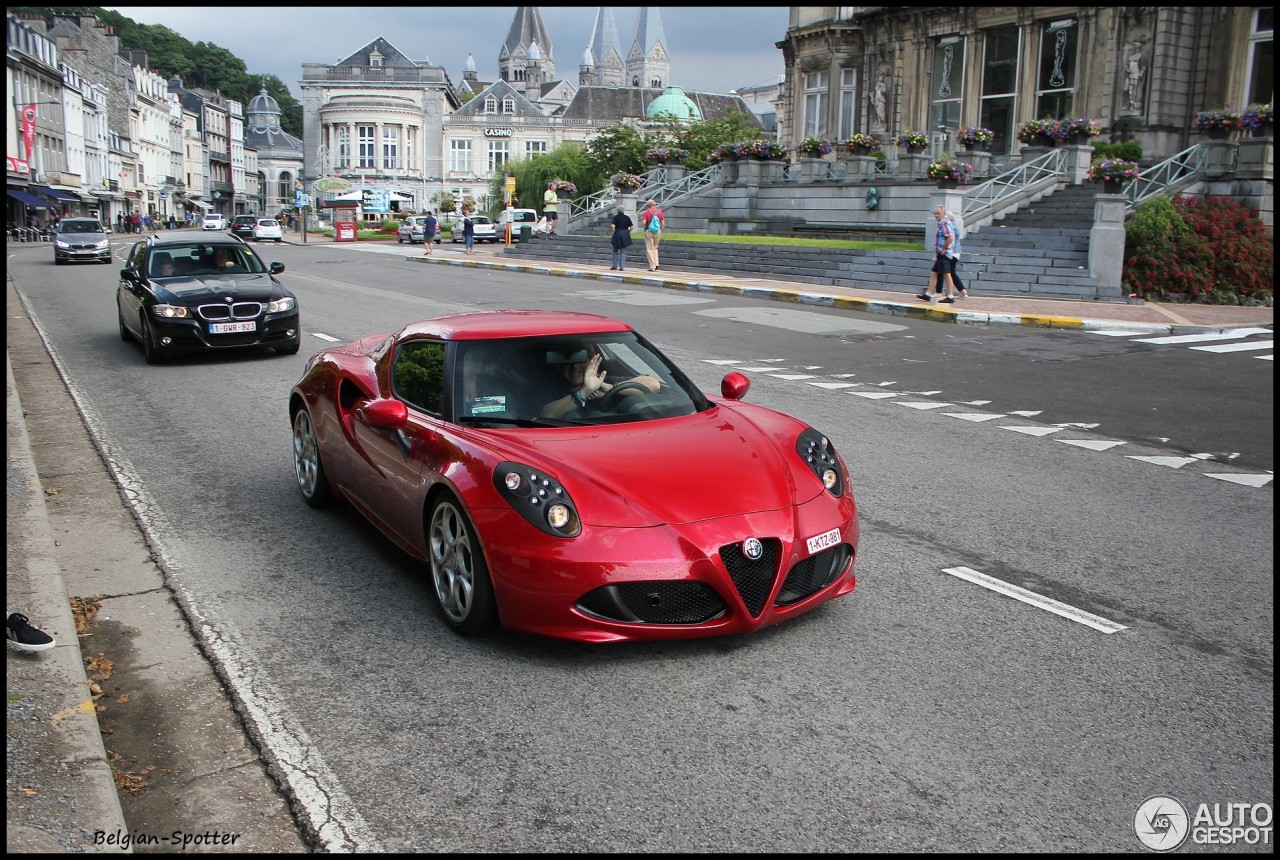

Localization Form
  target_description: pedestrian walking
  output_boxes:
[462,213,476,254]
[609,207,634,270]
[421,211,438,255]
[918,204,957,303]
[168,213,177,230]
[116,212,124,233]
[943,209,968,299]
[640,199,664,271]
[132,212,141,233]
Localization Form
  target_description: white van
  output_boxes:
[494,208,539,241]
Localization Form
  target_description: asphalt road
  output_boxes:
[6,239,1273,852]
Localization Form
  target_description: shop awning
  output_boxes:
[7,187,50,208]
[187,199,213,210]
[28,184,80,202]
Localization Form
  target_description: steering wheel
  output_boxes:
[595,380,652,411]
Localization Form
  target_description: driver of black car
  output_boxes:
[540,346,660,419]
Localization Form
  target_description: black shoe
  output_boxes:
[917,293,932,301]
[7,612,55,652]
[940,296,955,303]
[610,266,618,270]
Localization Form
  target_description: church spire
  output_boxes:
[627,7,669,88]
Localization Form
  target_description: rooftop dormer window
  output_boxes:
[484,97,497,113]
[369,51,383,68]
[502,98,515,113]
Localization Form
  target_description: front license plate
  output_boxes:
[806,527,841,554]
[209,320,257,334]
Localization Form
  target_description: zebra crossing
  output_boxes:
[700,358,1274,489]
[1087,326,1273,360]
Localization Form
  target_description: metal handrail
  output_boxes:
[1124,144,1207,209]
[960,148,1067,223]
[568,164,726,226]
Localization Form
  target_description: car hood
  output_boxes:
[477,407,820,528]
[156,273,283,302]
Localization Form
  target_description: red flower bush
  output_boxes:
[1123,196,1273,302]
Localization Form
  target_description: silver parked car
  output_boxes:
[53,218,113,265]
[397,215,441,245]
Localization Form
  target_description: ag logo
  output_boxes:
[1134,795,1189,851]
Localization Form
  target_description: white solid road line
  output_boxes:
[941,566,1128,634]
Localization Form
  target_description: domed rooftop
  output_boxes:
[646,85,701,121]
[248,87,279,117]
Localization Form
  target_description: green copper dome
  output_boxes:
[646,85,701,121]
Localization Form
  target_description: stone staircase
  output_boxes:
[504,183,1126,302]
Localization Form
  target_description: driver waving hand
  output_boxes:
[541,350,660,418]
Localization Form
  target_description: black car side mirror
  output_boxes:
[120,267,134,279]
[269,262,285,274]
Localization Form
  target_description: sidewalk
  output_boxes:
[337,236,1275,333]
[6,352,130,853]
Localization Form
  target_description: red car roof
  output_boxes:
[396,310,633,341]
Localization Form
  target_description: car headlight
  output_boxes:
[267,297,295,313]
[493,461,581,537]
[797,428,845,497]
[55,239,70,248]
[93,240,109,249]
[150,304,190,319]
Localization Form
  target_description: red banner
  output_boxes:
[22,104,37,159]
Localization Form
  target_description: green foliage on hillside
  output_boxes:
[13,5,304,137]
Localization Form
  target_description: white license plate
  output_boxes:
[209,321,257,334]
[806,527,842,554]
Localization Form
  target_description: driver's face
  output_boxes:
[562,360,587,385]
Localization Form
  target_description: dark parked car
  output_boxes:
[230,215,258,240]
[288,310,859,641]
[53,217,112,264]
[117,233,301,364]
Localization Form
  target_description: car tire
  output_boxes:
[55,257,64,265]
[291,406,332,508]
[140,315,161,365]
[428,495,497,636]
[397,234,403,244]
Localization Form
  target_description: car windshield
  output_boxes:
[257,220,278,227]
[149,243,265,277]
[59,221,104,234]
[444,332,708,427]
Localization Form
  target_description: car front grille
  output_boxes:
[577,582,726,625]
[197,302,263,321]
[719,539,781,618]
[776,544,852,606]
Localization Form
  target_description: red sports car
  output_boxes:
[288,310,858,643]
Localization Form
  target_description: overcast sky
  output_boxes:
[106,7,789,98]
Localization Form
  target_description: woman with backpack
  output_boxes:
[640,200,664,271]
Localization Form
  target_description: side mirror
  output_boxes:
[269,262,285,274]
[721,371,751,401]
[356,398,408,430]
[120,267,135,280]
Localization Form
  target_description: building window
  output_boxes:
[357,125,375,168]
[980,26,1021,156]
[525,140,547,158]
[336,127,350,168]
[802,71,829,137]
[929,36,966,139]
[484,97,497,114]
[451,140,471,173]
[502,98,515,113]
[837,68,857,140]
[488,140,509,173]
[382,127,398,169]
[1035,19,1078,119]
[1247,7,1274,106]
[277,172,292,202]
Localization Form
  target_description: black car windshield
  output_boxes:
[149,243,265,277]
[446,332,709,427]
[59,221,105,234]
